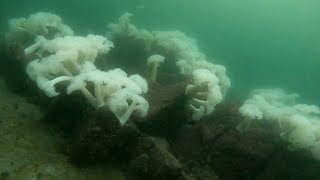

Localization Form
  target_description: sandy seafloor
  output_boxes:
[0,78,128,180]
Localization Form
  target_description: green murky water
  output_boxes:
[1,0,319,103]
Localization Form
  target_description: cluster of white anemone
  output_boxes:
[17,12,149,126]
[238,88,320,160]
[185,69,223,120]
[106,13,231,120]
[6,12,74,43]
[8,11,232,123]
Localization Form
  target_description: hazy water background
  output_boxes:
[1,0,319,104]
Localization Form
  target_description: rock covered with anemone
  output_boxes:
[7,11,232,125]
[238,88,320,160]
[106,12,231,120]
